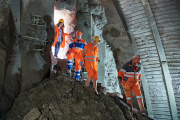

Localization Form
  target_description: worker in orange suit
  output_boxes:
[52,19,68,57]
[80,36,100,94]
[118,55,146,113]
[66,30,87,80]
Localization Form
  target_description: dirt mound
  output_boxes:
[5,75,153,120]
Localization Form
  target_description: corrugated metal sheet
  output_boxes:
[149,0,180,119]
[117,0,177,119]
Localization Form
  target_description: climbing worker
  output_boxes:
[118,55,146,113]
[66,30,87,80]
[80,36,100,94]
[52,18,68,57]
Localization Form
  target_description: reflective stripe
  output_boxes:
[126,72,136,74]
[85,56,96,58]
[136,95,143,98]
[126,71,141,74]
[83,48,87,52]
[74,41,86,44]
[67,60,72,63]
[72,47,83,50]
[124,74,139,78]
[75,70,81,72]
[126,97,132,100]
[120,69,126,74]
[82,51,86,54]
[84,59,96,62]
[67,63,72,65]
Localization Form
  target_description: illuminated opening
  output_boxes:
[52,6,75,59]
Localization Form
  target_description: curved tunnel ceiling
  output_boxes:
[113,0,180,119]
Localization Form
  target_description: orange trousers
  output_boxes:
[67,52,81,79]
[84,61,98,80]
[122,80,142,100]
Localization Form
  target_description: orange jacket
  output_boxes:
[52,25,68,48]
[67,39,87,54]
[118,60,141,85]
[80,43,99,69]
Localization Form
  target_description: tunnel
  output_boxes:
[0,0,180,119]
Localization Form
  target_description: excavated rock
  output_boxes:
[5,75,154,120]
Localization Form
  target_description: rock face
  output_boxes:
[0,0,11,117]
[5,75,153,120]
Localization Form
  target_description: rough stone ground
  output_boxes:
[4,74,154,120]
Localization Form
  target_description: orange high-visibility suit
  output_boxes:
[53,25,68,48]
[67,39,87,79]
[80,43,99,80]
[118,60,142,100]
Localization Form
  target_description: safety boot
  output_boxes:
[93,88,99,95]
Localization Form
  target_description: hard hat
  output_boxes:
[76,30,83,35]
[59,19,64,23]
[92,36,100,44]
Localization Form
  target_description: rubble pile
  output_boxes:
[5,75,153,120]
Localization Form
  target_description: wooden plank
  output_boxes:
[153,116,171,120]
[146,78,164,82]
[120,0,141,5]
[151,103,170,108]
[150,0,175,7]
[150,96,168,101]
[167,59,180,63]
[121,3,143,13]
[153,9,177,17]
[158,26,180,32]
[157,22,180,28]
[151,100,169,104]
[165,51,180,56]
[162,39,180,44]
[139,50,157,55]
[166,55,180,59]
[169,67,180,70]
[149,91,167,95]
[169,70,180,74]
[163,44,180,49]
[152,111,171,116]
[151,5,176,13]
[142,61,160,66]
[132,29,152,35]
[146,74,163,79]
[143,67,161,72]
[137,43,156,49]
[127,15,147,23]
[144,71,162,76]
[136,40,155,46]
[138,46,157,52]
[155,14,179,21]
[129,23,150,32]
[128,17,148,25]
[125,10,145,19]
[168,63,180,66]
[141,54,159,60]
[160,31,180,38]
[164,48,180,52]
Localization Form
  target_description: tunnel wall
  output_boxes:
[116,0,180,119]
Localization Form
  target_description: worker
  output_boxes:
[52,18,68,57]
[118,55,146,113]
[80,36,100,94]
[66,30,87,80]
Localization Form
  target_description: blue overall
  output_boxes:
[54,28,62,56]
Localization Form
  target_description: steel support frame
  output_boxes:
[141,0,178,119]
